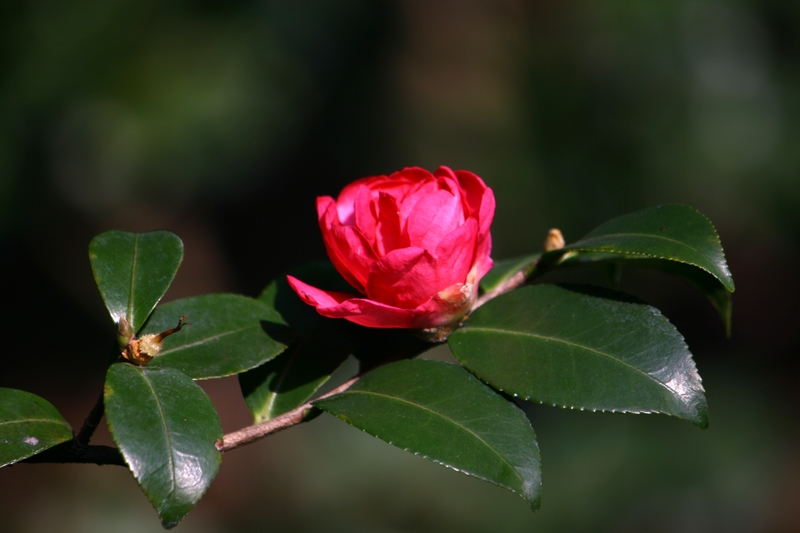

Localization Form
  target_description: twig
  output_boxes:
[471,269,527,312]
[74,391,105,447]
[217,376,359,452]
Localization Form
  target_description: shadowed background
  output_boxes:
[1,1,798,531]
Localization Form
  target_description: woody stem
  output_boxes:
[216,376,359,452]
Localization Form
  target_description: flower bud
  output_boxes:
[544,228,565,252]
[117,316,134,348]
[120,315,190,366]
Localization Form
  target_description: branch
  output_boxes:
[74,391,105,447]
[471,269,527,312]
[217,376,359,452]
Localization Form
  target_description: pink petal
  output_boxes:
[336,177,373,226]
[374,192,405,254]
[327,225,377,291]
[433,217,479,288]
[317,198,376,293]
[366,247,440,309]
[476,184,496,241]
[287,275,355,308]
[473,235,494,280]
[353,185,378,244]
[287,275,415,328]
[402,187,464,250]
[408,282,476,329]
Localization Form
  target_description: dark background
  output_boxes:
[1,1,798,531]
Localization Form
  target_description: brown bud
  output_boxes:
[544,228,565,252]
[120,315,190,366]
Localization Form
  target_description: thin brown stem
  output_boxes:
[217,376,359,453]
[471,269,527,312]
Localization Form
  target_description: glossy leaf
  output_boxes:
[538,205,734,292]
[315,359,542,510]
[240,262,357,422]
[142,294,294,380]
[449,284,708,428]
[557,252,732,335]
[480,254,539,294]
[90,231,184,333]
[104,363,222,529]
[0,388,73,467]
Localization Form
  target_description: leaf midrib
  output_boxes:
[127,234,140,330]
[462,326,689,405]
[0,418,70,428]
[331,388,526,490]
[157,326,254,356]
[138,370,177,502]
[571,232,717,268]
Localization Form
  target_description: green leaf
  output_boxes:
[539,205,734,293]
[480,254,540,294]
[104,363,222,529]
[240,261,438,422]
[449,284,708,428]
[240,262,357,422]
[314,359,542,510]
[143,294,294,380]
[89,231,184,333]
[0,388,73,467]
[557,252,732,336]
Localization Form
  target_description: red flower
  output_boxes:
[287,166,495,330]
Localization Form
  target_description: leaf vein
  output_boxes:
[333,389,526,487]
[463,326,688,404]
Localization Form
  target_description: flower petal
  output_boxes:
[366,247,440,309]
[402,187,464,250]
[353,185,377,244]
[408,281,476,329]
[433,217,479,289]
[335,177,371,226]
[287,275,415,328]
[374,192,405,255]
[317,197,376,293]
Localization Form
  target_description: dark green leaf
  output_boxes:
[0,388,73,467]
[315,359,542,510]
[538,205,734,292]
[553,252,732,336]
[143,294,294,380]
[104,363,222,529]
[480,254,540,294]
[240,263,358,422]
[449,284,708,428]
[89,231,183,333]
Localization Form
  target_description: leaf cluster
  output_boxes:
[0,205,734,528]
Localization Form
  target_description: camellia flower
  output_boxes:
[287,166,495,333]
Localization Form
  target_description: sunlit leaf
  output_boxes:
[537,205,734,292]
[480,254,539,294]
[449,284,708,428]
[105,363,222,529]
[142,294,293,380]
[89,231,183,333]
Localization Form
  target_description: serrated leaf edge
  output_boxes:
[317,390,541,505]
[567,205,734,292]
